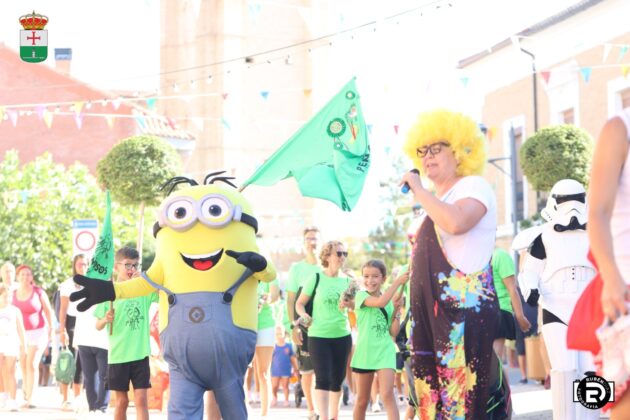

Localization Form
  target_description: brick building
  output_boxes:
[457,0,630,246]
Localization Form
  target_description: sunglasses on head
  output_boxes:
[336,251,348,258]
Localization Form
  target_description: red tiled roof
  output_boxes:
[0,44,194,172]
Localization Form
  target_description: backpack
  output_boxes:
[55,347,76,385]
[293,273,320,353]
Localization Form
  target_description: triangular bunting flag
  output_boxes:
[603,43,612,62]
[540,71,551,84]
[43,110,53,128]
[366,124,373,134]
[7,110,18,127]
[488,127,497,141]
[260,91,270,100]
[222,93,229,100]
[622,65,630,79]
[146,98,157,110]
[112,97,122,110]
[303,89,312,97]
[222,117,231,130]
[580,67,592,83]
[105,115,114,129]
[36,105,46,120]
[619,45,629,62]
[394,125,399,135]
[460,77,469,88]
[75,114,84,130]
[73,101,84,116]
[135,115,146,129]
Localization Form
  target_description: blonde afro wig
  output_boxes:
[403,109,487,177]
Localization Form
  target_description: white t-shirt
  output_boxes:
[612,109,630,283]
[72,305,109,350]
[59,278,80,317]
[419,176,497,274]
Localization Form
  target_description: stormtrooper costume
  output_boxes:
[512,179,599,420]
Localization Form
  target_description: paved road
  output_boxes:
[0,365,556,419]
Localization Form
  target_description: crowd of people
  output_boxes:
[0,108,628,420]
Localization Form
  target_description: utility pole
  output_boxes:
[519,47,539,132]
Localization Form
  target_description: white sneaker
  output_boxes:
[7,399,18,412]
[371,401,382,413]
[0,392,6,408]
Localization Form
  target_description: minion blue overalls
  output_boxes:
[142,269,255,420]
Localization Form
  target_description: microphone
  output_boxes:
[401,169,420,194]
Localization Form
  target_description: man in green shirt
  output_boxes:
[95,247,157,420]
[491,247,531,375]
[286,226,321,420]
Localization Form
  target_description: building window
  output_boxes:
[560,108,574,125]
[513,126,525,221]
[621,87,630,110]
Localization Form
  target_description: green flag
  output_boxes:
[86,191,114,280]
[242,78,370,211]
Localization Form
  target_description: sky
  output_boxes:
[1,0,584,238]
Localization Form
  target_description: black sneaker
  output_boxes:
[342,383,349,406]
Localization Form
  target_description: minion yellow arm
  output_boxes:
[254,259,276,283]
[114,262,163,299]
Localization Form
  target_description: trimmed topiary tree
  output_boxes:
[97,135,182,264]
[519,124,594,192]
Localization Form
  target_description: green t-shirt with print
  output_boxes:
[286,261,321,293]
[492,248,516,313]
[351,290,396,370]
[302,272,350,338]
[257,280,278,330]
[94,292,158,364]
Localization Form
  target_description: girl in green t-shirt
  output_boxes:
[341,259,408,420]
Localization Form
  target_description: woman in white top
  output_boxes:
[400,109,498,420]
[588,110,630,418]
[58,254,88,410]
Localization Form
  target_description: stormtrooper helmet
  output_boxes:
[540,179,587,229]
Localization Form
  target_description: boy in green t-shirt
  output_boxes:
[94,247,157,420]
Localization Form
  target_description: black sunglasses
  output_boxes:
[336,251,348,258]
[416,142,450,158]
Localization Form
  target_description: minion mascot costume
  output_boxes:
[512,179,598,420]
[70,172,276,420]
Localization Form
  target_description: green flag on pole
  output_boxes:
[87,191,114,280]
[242,78,370,211]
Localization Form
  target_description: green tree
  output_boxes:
[97,135,181,263]
[0,151,140,294]
[520,124,594,192]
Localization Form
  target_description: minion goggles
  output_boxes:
[153,194,258,237]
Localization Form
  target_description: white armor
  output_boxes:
[512,179,599,420]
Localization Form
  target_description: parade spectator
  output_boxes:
[270,326,297,407]
[74,272,109,413]
[295,240,352,420]
[343,259,408,420]
[95,247,156,420]
[0,284,26,412]
[586,110,630,417]
[57,254,87,411]
[401,109,498,419]
[287,226,321,420]
[12,264,53,409]
[491,248,531,362]
[254,277,279,417]
[1,262,16,291]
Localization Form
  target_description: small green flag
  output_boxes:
[86,191,114,280]
[242,78,370,211]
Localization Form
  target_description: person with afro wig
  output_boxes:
[399,109,499,419]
